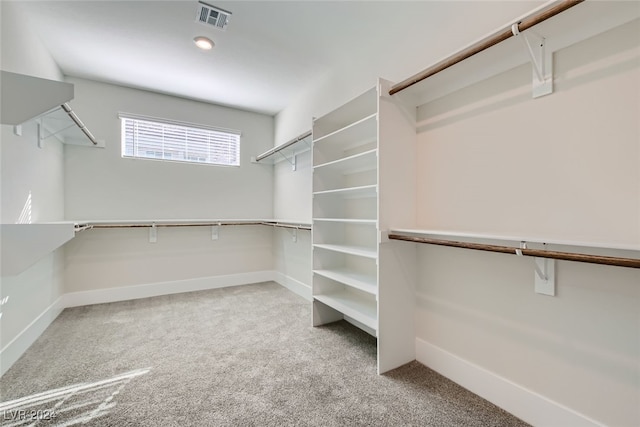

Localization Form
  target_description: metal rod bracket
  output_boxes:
[516,242,555,295]
[512,23,553,98]
[534,257,556,296]
[149,223,157,243]
[38,120,69,147]
[37,123,45,148]
[212,225,219,240]
[277,151,297,171]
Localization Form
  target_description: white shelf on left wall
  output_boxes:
[0,219,314,278]
[0,223,76,277]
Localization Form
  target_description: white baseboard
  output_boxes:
[273,272,312,301]
[63,271,276,307]
[0,297,65,377]
[415,338,604,427]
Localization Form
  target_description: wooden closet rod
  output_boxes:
[387,234,640,269]
[388,0,584,96]
[255,130,312,162]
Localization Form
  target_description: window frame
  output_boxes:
[119,113,241,167]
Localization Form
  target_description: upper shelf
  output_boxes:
[1,71,100,147]
[313,184,377,199]
[254,130,312,165]
[313,86,377,139]
[71,219,312,232]
[313,113,377,147]
[0,70,73,125]
[314,148,377,173]
[0,223,76,277]
[392,0,640,107]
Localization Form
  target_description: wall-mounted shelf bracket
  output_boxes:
[33,103,101,148]
[277,151,297,171]
[517,242,555,296]
[534,256,555,296]
[211,225,220,240]
[38,118,75,147]
[37,123,45,148]
[253,130,311,170]
[511,23,553,98]
[149,223,157,243]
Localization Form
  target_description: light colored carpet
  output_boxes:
[0,282,529,426]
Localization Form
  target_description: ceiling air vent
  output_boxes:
[196,2,231,31]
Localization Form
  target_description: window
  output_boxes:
[120,114,240,166]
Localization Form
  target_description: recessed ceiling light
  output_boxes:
[193,36,214,50]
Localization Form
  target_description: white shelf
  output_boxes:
[0,71,73,126]
[314,291,377,331]
[313,113,377,148]
[254,131,312,164]
[314,269,377,295]
[313,185,377,198]
[314,148,377,173]
[313,218,377,225]
[80,218,270,227]
[70,219,312,230]
[313,243,377,259]
[312,87,377,139]
[312,85,380,352]
[0,71,100,147]
[1,223,76,277]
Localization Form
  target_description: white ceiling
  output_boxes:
[13,1,542,116]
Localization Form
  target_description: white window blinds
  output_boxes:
[120,114,241,166]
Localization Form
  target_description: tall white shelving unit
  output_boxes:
[312,79,416,374]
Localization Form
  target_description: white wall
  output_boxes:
[272,226,312,301]
[60,77,276,295]
[271,130,312,299]
[414,20,639,426]
[0,1,67,375]
[0,124,65,225]
[273,150,312,223]
[415,21,640,246]
[0,0,66,224]
[272,1,639,423]
[270,0,549,360]
[0,2,63,82]
[270,1,542,302]
[64,225,273,296]
[64,77,274,220]
[274,1,542,144]
[0,251,65,375]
